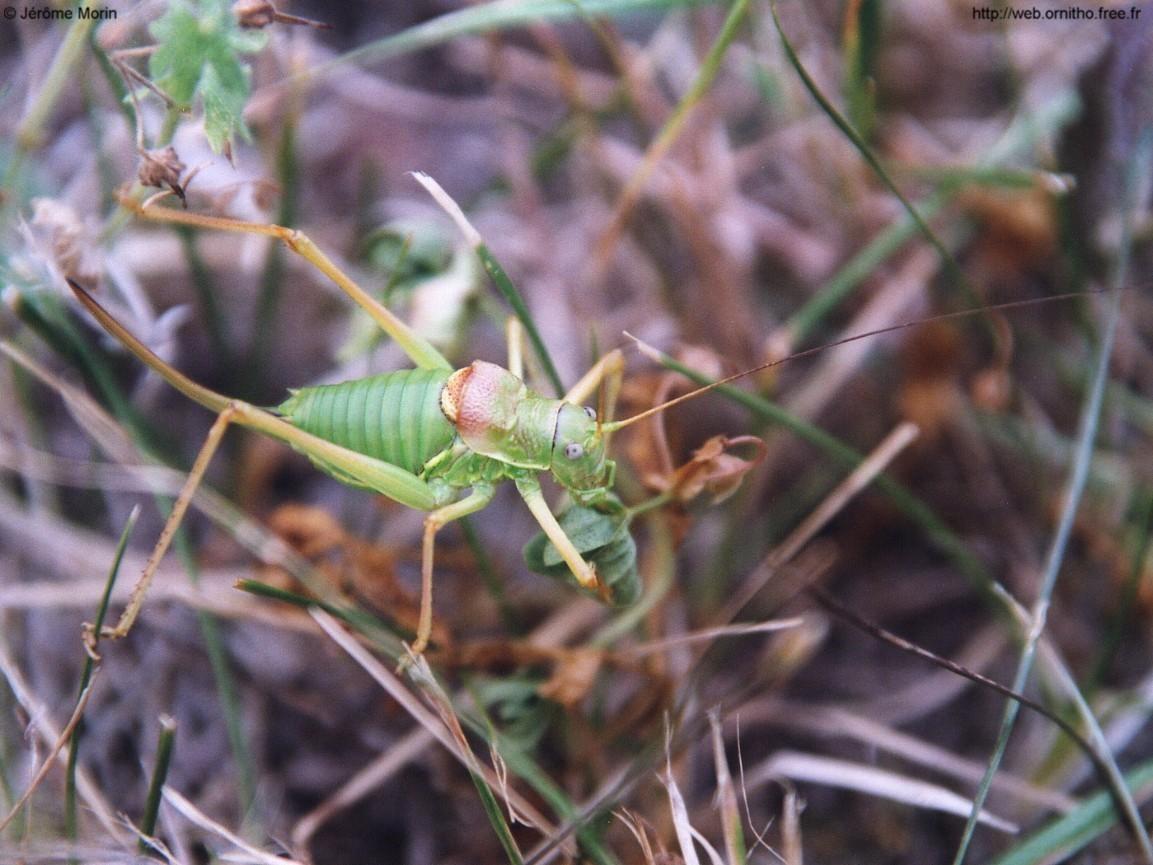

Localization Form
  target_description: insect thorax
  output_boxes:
[440,361,557,469]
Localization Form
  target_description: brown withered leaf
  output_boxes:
[970,366,1012,413]
[960,185,1059,277]
[137,147,188,205]
[266,503,345,558]
[536,647,605,708]
[233,0,332,29]
[646,434,766,507]
[898,319,1015,430]
[450,640,553,671]
[897,321,964,439]
[445,641,606,707]
[262,503,449,649]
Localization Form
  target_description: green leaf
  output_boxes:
[523,505,640,607]
[148,0,267,153]
[472,676,551,752]
[539,506,620,568]
[200,61,248,153]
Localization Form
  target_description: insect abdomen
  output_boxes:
[279,369,455,474]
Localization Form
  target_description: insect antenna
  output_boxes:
[595,373,607,439]
[602,290,1111,432]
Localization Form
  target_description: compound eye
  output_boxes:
[564,442,585,460]
[583,406,597,420]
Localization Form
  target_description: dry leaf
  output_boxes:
[647,434,766,506]
[537,648,605,708]
[137,147,188,205]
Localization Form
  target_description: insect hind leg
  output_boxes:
[86,404,240,655]
[118,194,452,374]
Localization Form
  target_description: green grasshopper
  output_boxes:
[70,184,676,656]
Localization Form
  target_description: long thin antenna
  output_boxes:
[595,374,606,439]
[602,291,1108,432]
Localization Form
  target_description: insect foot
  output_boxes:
[524,503,640,607]
[81,622,102,660]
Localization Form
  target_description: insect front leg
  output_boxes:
[414,485,497,655]
[563,349,624,407]
[506,317,525,380]
[514,476,604,599]
[564,350,625,442]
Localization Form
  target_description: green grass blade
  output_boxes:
[66,505,140,839]
[193,607,256,816]
[396,661,526,865]
[10,289,148,436]
[246,103,301,398]
[176,227,234,374]
[783,188,952,346]
[470,767,526,865]
[842,0,881,140]
[952,130,1153,865]
[412,171,565,395]
[770,1,976,306]
[482,729,619,865]
[988,760,1153,865]
[1089,491,1153,688]
[4,3,97,188]
[308,0,718,79]
[139,715,177,853]
[783,91,1080,345]
[474,243,565,396]
[86,30,135,134]
[236,579,407,657]
[1042,656,1153,856]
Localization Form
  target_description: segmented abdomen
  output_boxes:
[279,369,455,474]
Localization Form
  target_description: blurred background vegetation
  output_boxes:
[1,1,1152,863]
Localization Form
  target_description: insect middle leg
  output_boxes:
[413,484,497,655]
